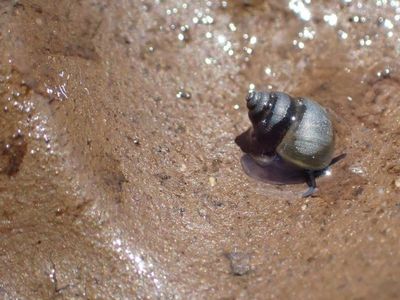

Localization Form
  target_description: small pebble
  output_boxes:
[227,252,251,276]
[394,178,400,188]
[198,208,207,218]
[209,176,217,187]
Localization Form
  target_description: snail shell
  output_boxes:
[235,90,340,197]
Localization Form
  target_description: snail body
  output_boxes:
[235,91,342,197]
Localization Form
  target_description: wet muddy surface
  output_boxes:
[1,0,400,299]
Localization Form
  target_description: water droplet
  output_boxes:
[293,39,305,49]
[205,57,216,64]
[288,0,312,21]
[299,26,315,39]
[176,88,192,99]
[201,15,214,25]
[359,35,372,46]
[228,23,237,32]
[377,68,391,78]
[243,46,253,54]
[177,33,186,41]
[264,67,276,77]
[323,13,338,26]
[249,36,257,45]
[217,35,227,44]
[338,30,348,39]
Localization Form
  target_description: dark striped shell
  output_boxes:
[236,91,334,171]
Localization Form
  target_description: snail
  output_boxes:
[235,90,345,197]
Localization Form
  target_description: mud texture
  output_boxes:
[1,0,400,299]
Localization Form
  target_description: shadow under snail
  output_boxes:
[235,90,345,197]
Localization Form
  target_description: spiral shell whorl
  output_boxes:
[246,91,269,125]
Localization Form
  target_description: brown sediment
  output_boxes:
[0,0,400,299]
